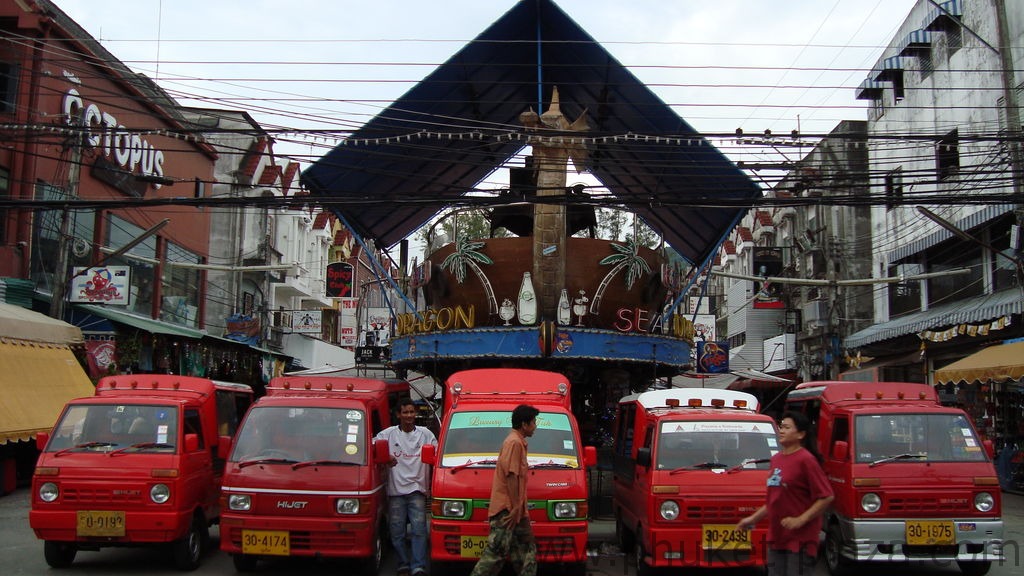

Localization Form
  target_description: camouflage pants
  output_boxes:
[468,511,537,576]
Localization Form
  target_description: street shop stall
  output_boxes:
[934,340,1024,492]
[0,304,94,495]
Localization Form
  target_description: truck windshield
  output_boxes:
[440,411,580,468]
[656,420,776,471]
[230,406,368,465]
[45,404,179,453]
[854,413,988,464]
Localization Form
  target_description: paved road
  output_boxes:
[2,488,1022,575]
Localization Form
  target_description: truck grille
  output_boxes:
[224,528,358,550]
[61,487,145,505]
[441,535,576,560]
[683,504,746,522]
[887,496,972,515]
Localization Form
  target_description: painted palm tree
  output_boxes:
[440,235,499,314]
[591,235,652,314]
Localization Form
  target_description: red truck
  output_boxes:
[421,368,596,575]
[785,381,1004,576]
[29,374,253,570]
[612,388,777,573]
[219,376,398,573]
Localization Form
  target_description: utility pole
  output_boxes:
[993,0,1024,273]
[49,127,83,321]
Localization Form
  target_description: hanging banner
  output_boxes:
[84,336,117,379]
[70,266,131,305]
[697,341,730,373]
[292,310,323,334]
[325,262,354,298]
[752,247,785,309]
[224,313,260,345]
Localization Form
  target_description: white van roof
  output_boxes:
[620,388,759,411]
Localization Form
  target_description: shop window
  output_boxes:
[162,242,201,327]
[30,181,91,293]
[0,61,17,114]
[106,214,156,315]
[927,243,982,305]
[935,129,959,180]
[888,262,922,317]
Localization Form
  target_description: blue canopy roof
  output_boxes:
[301,0,761,265]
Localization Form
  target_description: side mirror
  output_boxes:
[184,433,200,453]
[217,435,233,459]
[983,439,994,460]
[637,447,652,468]
[373,438,390,464]
[421,443,436,465]
[36,432,50,451]
[583,446,597,467]
[832,440,849,461]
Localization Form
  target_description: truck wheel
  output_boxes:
[824,524,853,576]
[360,530,383,576]
[957,560,992,576]
[232,553,258,572]
[615,515,634,552]
[171,515,204,571]
[564,561,587,576]
[634,540,652,576]
[43,541,77,568]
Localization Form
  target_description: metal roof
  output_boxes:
[300,0,761,265]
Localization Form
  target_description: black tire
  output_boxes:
[232,553,258,572]
[824,524,853,576]
[634,538,652,576]
[171,515,204,571]
[957,560,992,576]
[43,541,77,568]
[360,529,383,576]
[615,514,634,552]
[564,561,587,576]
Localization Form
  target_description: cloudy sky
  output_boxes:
[55,0,917,186]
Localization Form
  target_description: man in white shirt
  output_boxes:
[375,398,437,576]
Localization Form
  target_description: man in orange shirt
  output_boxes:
[468,404,539,576]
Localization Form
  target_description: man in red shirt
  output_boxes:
[468,404,539,576]
[738,411,834,575]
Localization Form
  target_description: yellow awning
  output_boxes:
[0,339,95,444]
[934,341,1024,385]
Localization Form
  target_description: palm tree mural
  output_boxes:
[440,235,499,314]
[591,236,652,314]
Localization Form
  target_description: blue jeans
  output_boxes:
[389,492,428,573]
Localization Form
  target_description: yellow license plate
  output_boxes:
[241,530,290,555]
[460,535,489,558]
[905,520,955,546]
[702,524,752,550]
[76,510,125,537]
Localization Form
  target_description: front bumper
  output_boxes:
[220,513,377,559]
[835,517,1004,563]
[643,526,768,568]
[429,518,588,563]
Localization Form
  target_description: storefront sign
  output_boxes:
[395,306,475,335]
[325,262,353,298]
[62,87,167,190]
[70,266,130,305]
[292,310,323,334]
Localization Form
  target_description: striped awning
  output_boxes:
[898,29,933,56]
[887,204,1015,262]
[855,78,885,100]
[844,289,1024,349]
[872,56,905,82]
[924,0,963,31]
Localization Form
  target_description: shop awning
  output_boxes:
[0,340,94,444]
[74,304,204,338]
[934,341,1024,385]
[0,302,83,344]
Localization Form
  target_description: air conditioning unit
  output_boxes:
[802,300,827,325]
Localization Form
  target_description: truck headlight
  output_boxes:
[336,498,359,514]
[39,482,59,503]
[150,483,171,504]
[861,493,881,513]
[553,502,578,519]
[440,500,465,518]
[660,500,680,521]
[974,492,994,512]
[228,494,251,511]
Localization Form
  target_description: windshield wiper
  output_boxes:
[292,460,359,470]
[109,442,175,455]
[54,441,116,457]
[869,453,927,467]
[451,459,498,473]
[726,458,772,474]
[238,457,298,469]
[529,462,576,469]
[669,461,729,475]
